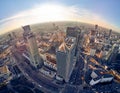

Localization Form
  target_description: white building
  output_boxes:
[100,74,113,83]
[90,76,101,86]
[90,70,113,86]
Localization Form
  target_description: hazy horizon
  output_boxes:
[0,1,120,34]
[1,21,119,36]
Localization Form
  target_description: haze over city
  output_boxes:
[0,0,120,34]
[0,1,120,93]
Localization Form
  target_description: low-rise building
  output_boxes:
[0,65,10,85]
[90,70,113,86]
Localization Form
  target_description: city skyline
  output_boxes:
[0,22,120,93]
[0,0,120,34]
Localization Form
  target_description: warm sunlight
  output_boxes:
[0,3,119,34]
[0,1,120,93]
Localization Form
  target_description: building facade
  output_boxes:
[22,25,43,68]
[56,37,76,82]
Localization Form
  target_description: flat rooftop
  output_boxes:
[65,37,76,48]
[58,36,76,52]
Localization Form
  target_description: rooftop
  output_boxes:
[65,36,76,48]
[45,53,56,64]
[58,36,76,53]
[0,65,9,74]
[58,42,68,52]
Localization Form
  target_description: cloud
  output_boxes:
[0,3,119,34]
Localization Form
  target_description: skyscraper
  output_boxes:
[8,33,12,41]
[56,37,76,82]
[66,27,81,37]
[23,25,31,41]
[109,29,112,38]
[95,24,98,36]
[22,25,43,68]
[8,32,17,46]
[95,24,98,30]
[66,26,82,55]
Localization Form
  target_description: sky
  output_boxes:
[0,0,120,34]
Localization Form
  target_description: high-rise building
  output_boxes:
[95,24,99,36]
[23,25,31,41]
[109,29,112,38]
[8,33,12,41]
[22,25,43,68]
[8,32,17,45]
[66,27,81,37]
[82,34,90,47]
[11,32,16,39]
[75,28,82,55]
[56,37,76,82]
[77,31,87,51]
[66,27,82,55]
[95,24,98,30]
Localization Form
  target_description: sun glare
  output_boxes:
[0,3,119,34]
[34,4,67,21]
